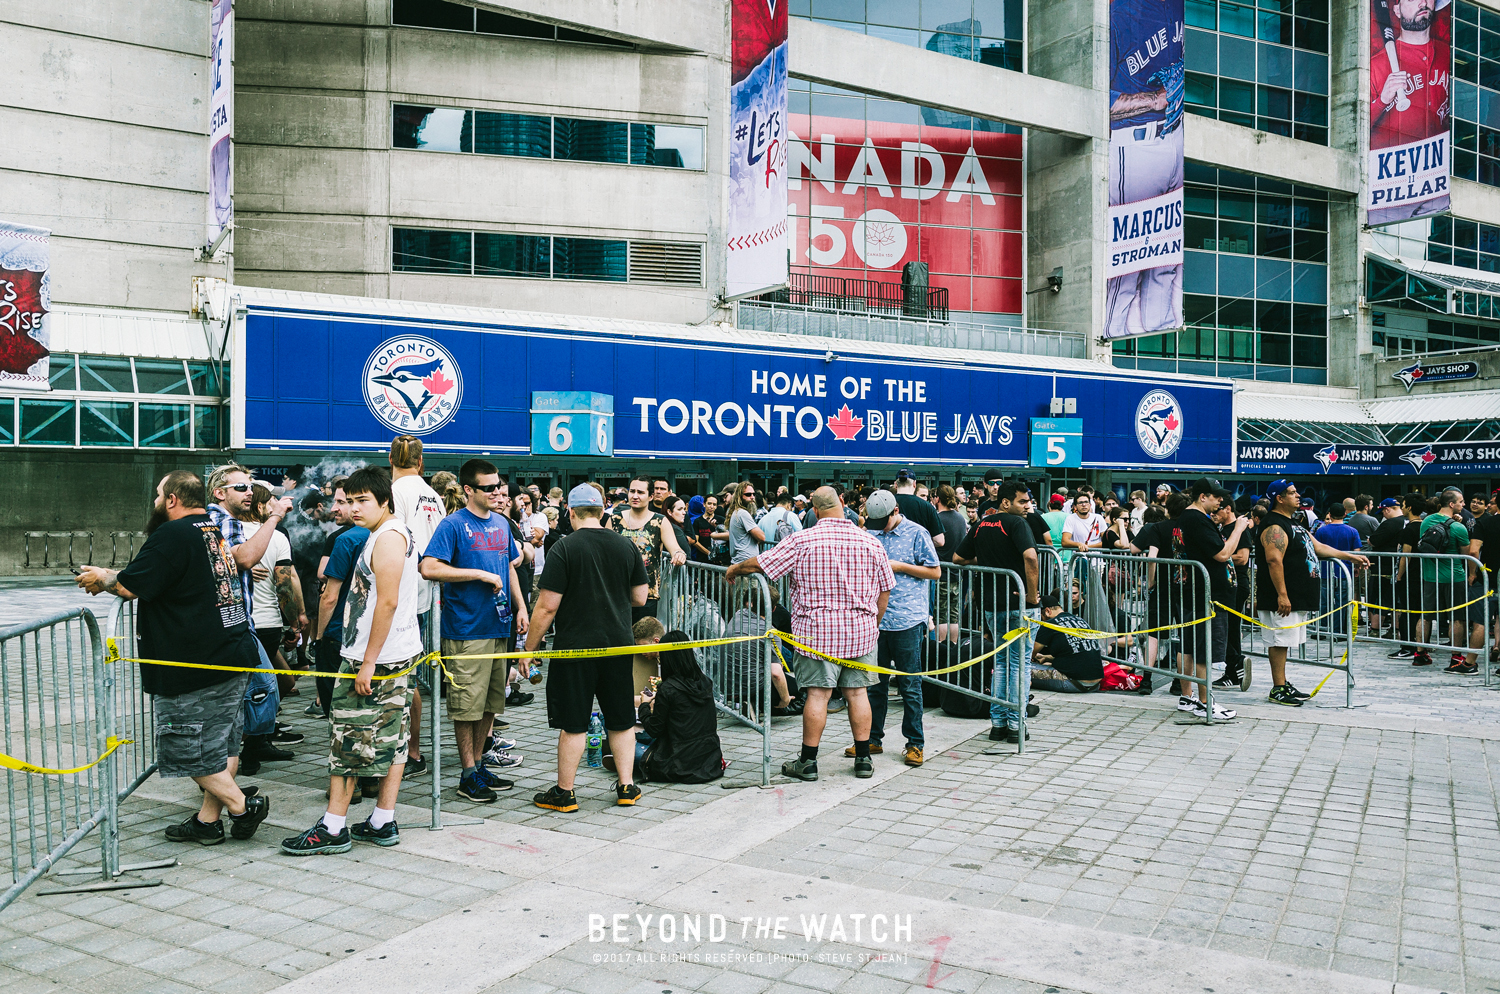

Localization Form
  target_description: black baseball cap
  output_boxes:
[983,468,1003,482]
[1188,476,1232,500]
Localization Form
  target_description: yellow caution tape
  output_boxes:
[443,634,765,662]
[1028,614,1217,640]
[1355,590,1491,615]
[1212,600,1354,631]
[0,736,131,776]
[773,627,1031,677]
[108,640,457,686]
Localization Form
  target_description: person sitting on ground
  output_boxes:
[616,632,724,784]
[632,615,665,701]
[1030,592,1104,692]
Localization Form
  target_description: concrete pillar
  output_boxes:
[1328,0,1366,391]
[1026,0,1108,355]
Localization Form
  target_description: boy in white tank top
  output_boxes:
[282,467,420,855]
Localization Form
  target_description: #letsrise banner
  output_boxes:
[727,0,789,300]
[1105,0,1186,341]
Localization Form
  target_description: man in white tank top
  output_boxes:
[389,434,444,776]
[282,467,420,856]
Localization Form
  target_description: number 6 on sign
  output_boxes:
[548,416,573,452]
[529,392,615,457]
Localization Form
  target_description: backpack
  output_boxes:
[1416,515,1452,556]
[771,509,797,544]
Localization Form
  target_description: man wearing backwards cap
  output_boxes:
[1257,480,1369,706]
[1365,498,1407,638]
[520,484,649,813]
[728,486,895,781]
[1167,477,1250,721]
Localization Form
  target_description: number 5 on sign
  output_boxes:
[530,392,614,457]
[1029,418,1082,468]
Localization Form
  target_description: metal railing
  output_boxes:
[0,608,112,911]
[1075,551,1220,722]
[659,561,774,786]
[1355,551,1492,686]
[754,271,950,320]
[737,300,1090,358]
[1241,559,1358,707]
[103,600,155,803]
[926,564,1032,754]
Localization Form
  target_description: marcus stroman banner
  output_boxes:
[1367,0,1451,226]
[1106,0,1185,341]
[726,0,788,301]
[207,0,234,248]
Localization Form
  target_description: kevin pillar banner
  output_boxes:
[726,0,789,301]
[1367,0,1451,226]
[1105,0,1186,341]
[0,221,51,390]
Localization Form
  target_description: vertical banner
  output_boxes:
[207,0,234,248]
[726,0,788,301]
[0,222,51,390]
[1105,0,1186,340]
[1367,0,1451,225]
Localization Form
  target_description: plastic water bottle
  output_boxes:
[585,713,604,768]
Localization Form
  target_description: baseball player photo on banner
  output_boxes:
[1106,0,1186,341]
[726,0,789,301]
[1367,0,1451,226]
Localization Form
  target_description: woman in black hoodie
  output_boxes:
[637,631,724,784]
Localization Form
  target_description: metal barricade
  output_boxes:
[1241,559,1357,707]
[926,563,1032,753]
[1078,551,1220,722]
[0,608,111,911]
[1356,551,1492,686]
[1036,545,1065,611]
[103,599,155,802]
[659,561,774,785]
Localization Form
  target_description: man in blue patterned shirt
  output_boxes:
[857,490,940,767]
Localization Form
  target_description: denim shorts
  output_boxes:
[154,673,249,779]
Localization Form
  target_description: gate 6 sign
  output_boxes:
[531,392,614,457]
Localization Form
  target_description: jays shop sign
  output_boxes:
[237,305,1233,470]
[1237,440,1500,476]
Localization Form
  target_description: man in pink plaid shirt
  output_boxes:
[727,487,894,781]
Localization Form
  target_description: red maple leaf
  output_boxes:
[0,269,49,378]
[827,405,864,441]
[1421,450,1436,463]
[1327,451,1338,462]
[1163,413,1180,432]
[422,365,455,396]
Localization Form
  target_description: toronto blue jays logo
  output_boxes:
[1392,358,1479,392]
[1392,361,1424,391]
[1314,444,1339,473]
[363,336,462,435]
[1135,389,1183,459]
[1399,444,1437,474]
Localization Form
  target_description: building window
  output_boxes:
[20,398,73,446]
[391,0,631,46]
[392,228,701,286]
[392,105,704,170]
[78,356,134,393]
[1184,0,1329,145]
[79,400,134,447]
[194,405,224,450]
[792,1,1024,72]
[1452,1,1500,187]
[1371,214,1500,273]
[1113,164,1329,383]
[139,403,192,448]
[134,359,192,396]
[0,399,10,445]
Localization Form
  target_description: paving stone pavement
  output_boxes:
[0,583,1498,994]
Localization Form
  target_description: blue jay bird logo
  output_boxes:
[1314,444,1339,474]
[1392,361,1424,392]
[1399,444,1437,474]
[1134,389,1184,459]
[362,336,463,436]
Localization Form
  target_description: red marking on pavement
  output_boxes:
[774,787,786,816]
[452,832,544,854]
[925,935,955,988]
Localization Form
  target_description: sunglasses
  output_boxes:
[223,483,251,493]
[470,483,504,493]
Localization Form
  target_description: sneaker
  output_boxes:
[1240,659,1252,693]
[1268,684,1304,707]
[403,755,429,777]
[484,735,518,753]
[827,697,847,714]
[1000,727,1029,743]
[482,747,523,770]
[247,741,295,762]
[853,756,874,778]
[904,746,923,767]
[534,785,579,812]
[349,817,401,847]
[1026,701,1040,718]
[1176,696,1198,713]
[1447,654,1467,669]
[988,726,1009,741]
[1285,683,1311,701]
[615,782,642,806]
[1137,673,1153,696]
[1413,651,1434,667]
[476,766,515,792]
[1192,700,1237,721]
[271,728,304,744]
[457,770,498,803]
[303,702,325,717]
[781,758,819,781]
[1445,660,1479,674]
[280,820,352,856]
[164,814,225,846]
[1388,647,1415,659]
[843,744,883,757]
[1212,672,1241,690]
[505,690,536,707]
[228,795,270,841]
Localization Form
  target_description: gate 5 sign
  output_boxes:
[1030,418,1082,468]
[530,392,613,456]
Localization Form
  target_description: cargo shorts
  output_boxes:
[328,657,411,778]
[154,673,250,779]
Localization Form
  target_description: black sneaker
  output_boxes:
[1268,684,1303,707]
[349,817,401,847]
[247,740,295,762]
[1445,660,1479,674]
[271,728,304,744]
[1212,672,1241,690]
[165,814,224,846]
[1026,701,1040,718]
[1285,683,1311,701]
[988,726,1008,741]
[1413,651,1434,667]
[477,766,515,792]
[228,795,270,840]
[780,758,818,781]
[615,782,642,806]
[534,785,579,812]
[1001,727,1029,743]
[280,820,352,856]
[853,756,874,778]
[1389,647,1415,659]
[506,690,536,707]
[457,770,498,803]
[404,755,428,777]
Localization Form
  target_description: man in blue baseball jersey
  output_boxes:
[1107,0,1185,339]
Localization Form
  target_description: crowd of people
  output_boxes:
[73,442,1497,854]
